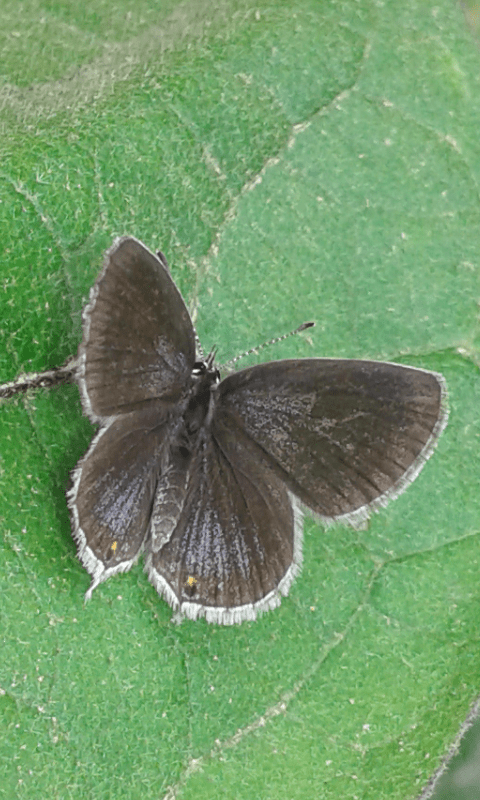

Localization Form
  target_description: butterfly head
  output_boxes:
[192,347,220,385]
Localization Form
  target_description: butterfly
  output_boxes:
[68,237,448,624]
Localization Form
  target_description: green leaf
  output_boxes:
[1,2,479,799]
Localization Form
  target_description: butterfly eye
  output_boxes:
[192,361,207,376]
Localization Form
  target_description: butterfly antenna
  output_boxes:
[206,347,218,368]
[221,321,315,369]
[194,329,206,360]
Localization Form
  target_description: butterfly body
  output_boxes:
[68,237,448,624]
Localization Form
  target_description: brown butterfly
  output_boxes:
[68,237,448,624]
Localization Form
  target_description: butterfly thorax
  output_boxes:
[184,360,220,435]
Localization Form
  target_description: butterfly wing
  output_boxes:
[146,429,302,624]
[77,236,196,422]
[71,237,196,596]
[213,359,448,528]
[69,406,173,597]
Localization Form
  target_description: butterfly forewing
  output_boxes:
[78,237,196,421]
[215,359,448,527]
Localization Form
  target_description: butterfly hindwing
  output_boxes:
[146,427,301,624]
[69,405,172,597]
